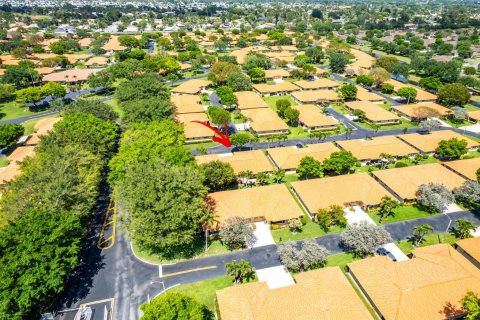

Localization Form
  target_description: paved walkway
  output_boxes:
[248,222,275,248]
[256,265,295,289]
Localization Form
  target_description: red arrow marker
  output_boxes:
[191,120,231,147]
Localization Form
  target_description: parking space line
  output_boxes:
[97,199,116,250]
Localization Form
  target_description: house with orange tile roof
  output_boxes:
[210,184,302,224]
[216,267,373,320]
[456,237,480,268]
[196,150,274,174]
[372,163,465,201]
[348,244,480,320]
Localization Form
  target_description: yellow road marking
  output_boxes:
[162,266,217,278]
[97,199,116,250]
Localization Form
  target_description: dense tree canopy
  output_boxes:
[121,98,174,124]
[109,120,192,185]
[0,124,24,149]
[436,138,468,159]
[437,83,471,107]
[200,160,236,191]
[118,160,207,257]
[115,74,170,103]
[0,210,84,318]
[140,293,211,320]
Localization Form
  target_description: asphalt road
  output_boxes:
[54,205,479,320]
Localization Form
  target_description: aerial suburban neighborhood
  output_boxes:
[0,0,480,319]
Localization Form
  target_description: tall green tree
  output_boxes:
[108,120,192,185]
[0,210,84,318]
[200,160,235,191]
[297,156,323,179]
[0,124,24,148]
[118,160,208,258]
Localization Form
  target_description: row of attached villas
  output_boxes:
[216,239,480,320]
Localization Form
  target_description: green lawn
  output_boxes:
[263,95,297,111]
[396,233,456,255]
[168,276,233,312]
[355,118,417,131]
[0,156,9,168]
[0,101,45,121]
[351,44,411,63]
[326,252,360,270]
[22,115,56,135]
[369,205,436,224]
[272,215,344,244]
[184,141,218,151]
[132,239,235,265]
[104,98,123,118]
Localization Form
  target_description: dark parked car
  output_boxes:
[376,247,397,261]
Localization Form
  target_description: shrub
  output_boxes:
[394,161,408,168]
[300,216,307,225]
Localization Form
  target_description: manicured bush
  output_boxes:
[395,161,408,168]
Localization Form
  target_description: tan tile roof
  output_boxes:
[337,136,418,161]
[216,267,373,320]
[291,89,340,103]
[234,91,269,110]
[179,63,192,71]
[0,164,21,184]
[264,69,290,79]
[292,104,339,128]
[172,79,212,95]
[241,108,289,133]
[372,163,465,200]
[210,184,302,223]
[468,110,480,122]
[348,244,480,320]
[34,67,54,75]
[7,145,35,163]
[84,56,109,66]
[171,95,204,114]
[27,117,62,145]
[63,54,92,65]
[267,143,339,170]
[393,102,451,118]
[345,101,400,122]
[253,82,300,94]
[399,130,479,152]
[457,237,480,263]
[102,36,127,51]
[291,173,392,212]
[356,86,385,101]
[443,157,480,181]
[42,69,97,82]
[78,37,92,47]
[175,112,212,140]
[385,79,437,101]
[196,150,274,174]
[293,79,339,90]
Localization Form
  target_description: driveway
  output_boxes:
[248,222,275,248]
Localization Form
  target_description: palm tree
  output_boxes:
[379,153,394,169]
[378,196,398,221]
[345,127,353,139]
[226,259,255,284]
[453,219,476,239]
[200,196,220,252]
[371,123,381,136]
[412,224,434,246]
